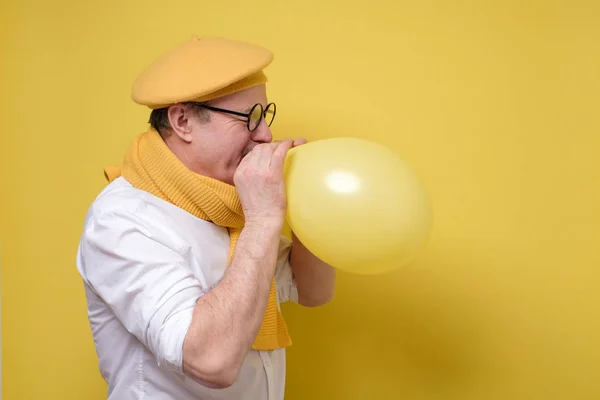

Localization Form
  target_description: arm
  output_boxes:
[183,139,299,387]
[289,232,336,307]
[283,138,335,307]
[182,220,282,388]
[78,210,282,390]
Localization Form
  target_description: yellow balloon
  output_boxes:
[283,137,433,275]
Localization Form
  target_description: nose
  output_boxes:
[251,119,273,143]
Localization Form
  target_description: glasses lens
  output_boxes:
[249,104,263,131]
[264,103,276,127]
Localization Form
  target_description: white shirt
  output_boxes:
[76,177,298,400]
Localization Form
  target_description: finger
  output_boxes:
[257,139,288,164]
[243,144,263,167]
[293,138,308,146]
[242,146,256,163]
[270,138,294,169]
[257,142,281,165]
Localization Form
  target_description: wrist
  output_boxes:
[244,216,284,233]
[237,220,282,272]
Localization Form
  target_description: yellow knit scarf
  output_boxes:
[104,128,291,351]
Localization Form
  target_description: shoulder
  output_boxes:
[85,177,151,219]
[82,177,190,230]
[78,177,182,251]
[77,177,225,259]
[76,178,188,277]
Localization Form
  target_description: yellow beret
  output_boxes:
[131,35,273,109]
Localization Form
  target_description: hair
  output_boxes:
[149,102,211,139]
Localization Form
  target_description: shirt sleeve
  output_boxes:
[274,235,299,304]
[77,209,205,374]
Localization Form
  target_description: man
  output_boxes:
[76,35,336,400]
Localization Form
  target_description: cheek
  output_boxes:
[234,135,252,153]
[206,124,251,166]
[225,137,251,165]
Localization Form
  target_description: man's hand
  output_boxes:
[234,139,294,228]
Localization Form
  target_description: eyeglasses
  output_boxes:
[195,102,276,132]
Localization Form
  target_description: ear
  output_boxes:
[167,104,194,143]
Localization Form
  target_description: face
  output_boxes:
[165,84,273,185]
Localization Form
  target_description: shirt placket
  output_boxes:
[258,351,275,400]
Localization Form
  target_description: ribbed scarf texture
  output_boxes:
[104,128,291,351]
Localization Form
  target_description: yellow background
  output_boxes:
[1,1,599,399]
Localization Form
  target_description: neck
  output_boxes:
[163,134,205,176]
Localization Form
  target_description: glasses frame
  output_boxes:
[194,102,276,132]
